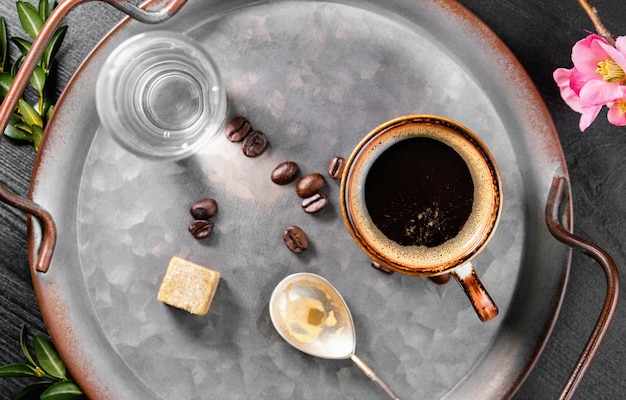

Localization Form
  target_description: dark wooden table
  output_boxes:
[0,0,624,398]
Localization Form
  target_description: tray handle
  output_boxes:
[0,0,189,272]
[546,175,620,399]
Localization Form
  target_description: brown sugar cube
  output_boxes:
[157,256,220,315]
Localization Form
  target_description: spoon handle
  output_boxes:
[351,353,400,400]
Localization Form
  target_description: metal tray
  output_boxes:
[0,0,616,398]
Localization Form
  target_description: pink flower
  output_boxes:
[608,99,626,126]
[554,34,626,130]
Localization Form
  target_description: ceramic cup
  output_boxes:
[340,115,502,322]
[96,30,226,160]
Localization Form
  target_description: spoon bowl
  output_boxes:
[269,273,400,399]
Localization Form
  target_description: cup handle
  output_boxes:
[450,263,498,322]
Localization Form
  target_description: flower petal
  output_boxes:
[579,104,602,131]
[553,67,571,86]
[615,36,626,54]
[568,67,593,93]
[579,79,625,107]
[607,101,626,126]
[597,40,626,72]
[572,34,610,74]
[553,68,583,112]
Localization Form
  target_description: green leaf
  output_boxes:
[45,0,57,19]
[41,25,66,71]
[10,36,32,57]
[15,123,33,134]
[17,98,42,128]
[34,334,65,379]
[40,98,54,123]
[0,71,13,97]
[10,112,22,125]
[0,363,38,377]
[15,381,51,400]
[19,325,37,367]
[38,0,49,21]
[40,380,85,400]
[11,55,23,76]
[4,123,33,141]
[17,1,44,39]
[31,124,43,151]
[0,17,7,71]
[29,64,46,93]
[45,103,54,121]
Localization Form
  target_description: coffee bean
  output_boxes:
[189,198,218,220]
[295,173,325,198]
[225,116,252,142]
[189,220,214,239]
[271,161,299,185]
[301,193,328,214]
[283,226,309,253]
[327,156,346,179]
[370,260,394,275]
[242,130,268,157]
[429,273,452,285]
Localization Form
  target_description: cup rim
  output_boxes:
[339,114,503,276]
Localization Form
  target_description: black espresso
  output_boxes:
[364,137,474,247]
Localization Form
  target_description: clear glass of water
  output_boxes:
[96,30,227,160]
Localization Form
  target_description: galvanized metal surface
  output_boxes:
[25,1,569,398]
[2,3,620,397]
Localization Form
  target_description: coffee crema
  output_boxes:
[343,119,500,274]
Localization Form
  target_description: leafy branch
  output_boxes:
[0,0,67,150]
[0,325,85,399]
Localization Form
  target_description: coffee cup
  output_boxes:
[340,115,502,322]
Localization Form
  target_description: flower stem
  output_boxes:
[578,0,616,45]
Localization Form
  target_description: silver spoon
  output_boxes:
[269,272,400,400]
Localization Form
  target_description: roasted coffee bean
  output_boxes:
[189,220,214,239]
[283,226,309,253]
[295,173,325,198]
[370,260,394,275]
[429,273,452,285]
[225,116,252,142]
[271,161,299,185]
[302,193,328,214]
[242,130,268,157]
[327,156,346,179]
[189,198,218,220]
